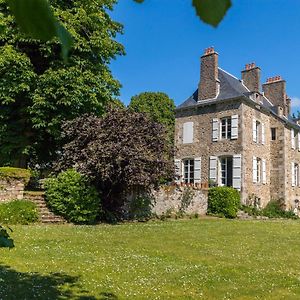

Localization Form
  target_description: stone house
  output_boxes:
[175,47,300,210]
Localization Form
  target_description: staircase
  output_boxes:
[23,191,66,224]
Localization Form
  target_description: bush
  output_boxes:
[0,200,39,224]
[262,201,297,219]
[45,169,100,224]
[208,187,240,218]
[128,194,153,221]
[0,167,31,185]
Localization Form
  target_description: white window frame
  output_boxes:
[183,159,194,184]
[255,121,261,143]
[294,163,299,187]
[255,157,262,183]
[220,117,232,140]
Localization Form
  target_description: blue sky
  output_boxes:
[110,0,300,113]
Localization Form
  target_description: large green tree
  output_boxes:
[129,92,175,147]
[0,0,124,167]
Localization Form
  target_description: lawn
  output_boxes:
[1,219,300,299]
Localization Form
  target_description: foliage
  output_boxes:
[129,92,175,148]
[179,187,195,214]
[135,0,231,27]
[0,225,14,248]
[208,186,240,218]
[0,200,39,224]
[127,193,154,221]
[55,107,174,218]
[44,169,100,224]
[0,167,31,185]
[0,0,124,167]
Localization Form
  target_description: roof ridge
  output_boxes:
[218,67,239,81]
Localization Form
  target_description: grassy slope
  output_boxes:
[1,219,300,299]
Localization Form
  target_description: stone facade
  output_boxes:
[0,178,25,202]
[175,48,300,211]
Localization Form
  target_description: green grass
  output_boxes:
[1,219,300,299]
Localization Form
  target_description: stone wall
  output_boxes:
[0,178,25,202]
[152,185,208,216]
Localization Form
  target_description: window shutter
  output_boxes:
[253,119,257,142]
[253,156,257,183]
[194,157,201,184]
[174,159,182,183]
[298,132,300,151]
[212,119,219,142]
[261,123,265,145]
[209,156,218,183]
[262,159,266,184]
[291,129,295,149]
[292,162,295,187]
[233,154,242,190]
[231,115,238,140]
[183,122,193,144]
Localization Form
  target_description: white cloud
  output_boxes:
[291,97,300,108]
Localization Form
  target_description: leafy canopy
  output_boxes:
[0,0,124,166]
[55,107,174,218]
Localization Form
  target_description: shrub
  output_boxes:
[45,169,100,224]
[0,200,39,224]
[208,187,240,218]
[262,201,297,219]
[0,167,31,185]
[128,194,153,221]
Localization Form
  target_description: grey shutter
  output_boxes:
[231,115,238,140]
[298,132,300,151]
[212,119,219,142]
[183,122,194,144]
[253,156,257,183]
[262,159,266,184]
[261,123,265,145]
[253,119,257,142]
[194,157,201,184]
[292,162,295,187]
[291,129,295,149]
[232,154,242,190]
[209,156,218,184]
[175,159,182,183]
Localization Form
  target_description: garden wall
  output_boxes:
[0,178,25,202]
[152,185,208,216]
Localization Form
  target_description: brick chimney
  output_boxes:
[198,47,219,101]
[241,63,261,92]
[262,76,288,116]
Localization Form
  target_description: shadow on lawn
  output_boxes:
[0,264,118,300]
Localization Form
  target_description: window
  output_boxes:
[294,163,299,186]
[271,128,276,140]
[255,121,260,143]
[183,159,194,184]
[221,117,232,139]
[256,158,261,183]
[220,157,233,187]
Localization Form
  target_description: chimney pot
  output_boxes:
[241,62,261,92]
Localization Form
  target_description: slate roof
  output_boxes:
[176,68,300,130]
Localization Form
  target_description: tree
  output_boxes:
[129,92,175,147]
[55,107,174,219]
[0,0,124,167]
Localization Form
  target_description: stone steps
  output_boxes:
[23,192,66,224]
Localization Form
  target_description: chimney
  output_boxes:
[241,63,261,92]
[262,76,288,116]
[198,47,219,101]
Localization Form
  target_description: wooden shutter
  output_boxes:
[253,156,257,183]
[212,119,219,142]
[253,119,257,142]
[231,115,238,140]
[261,123,265,145]
[232,154,242,190]
[183,122,193,144]
[209,156,218,183]
[298,132,300,151]
[292,162,295,187]
[262,159,266,184]
[291,129,295,149]
[194,157,201,184]
[174,159,182,183]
